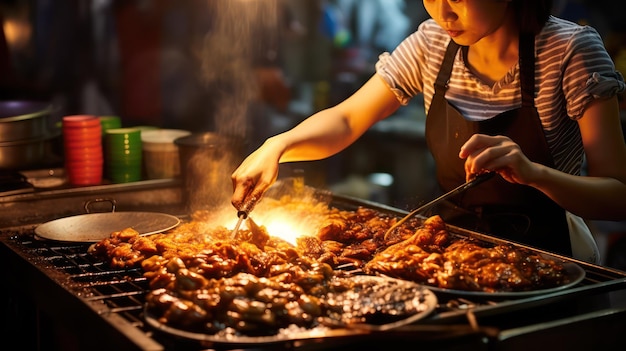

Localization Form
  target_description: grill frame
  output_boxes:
[2,191,626,350]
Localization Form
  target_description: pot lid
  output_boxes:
[0,100,52,121]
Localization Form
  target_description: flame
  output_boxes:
[223,207,323,246]
[221,181,331,246]
[257,215,312,246]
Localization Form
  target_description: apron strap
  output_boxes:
[434,40,460,93]
[519,32,535,107]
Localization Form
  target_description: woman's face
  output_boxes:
[423,0,512,46]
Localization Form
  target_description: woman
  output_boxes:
[231,0,626,259]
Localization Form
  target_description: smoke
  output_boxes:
[183,0,285,215]
[198,0,279,139]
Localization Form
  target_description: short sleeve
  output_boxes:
[375,20,445,106]
[376,52,414,105]
[561,26,625,120]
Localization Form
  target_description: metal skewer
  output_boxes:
[231,210,247,238]
[383,172,496,240]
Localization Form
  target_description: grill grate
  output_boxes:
[3,229,153,335]
[3,217,626,350]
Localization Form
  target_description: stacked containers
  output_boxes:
[62,115,103,186]
[99,116,122,135]
[141,129,190,179]
[99,115,122,177]
[104,128,142,183]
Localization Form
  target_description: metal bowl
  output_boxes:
[0,100,53,142]
[0,133,61,170]
[174,132,245,211]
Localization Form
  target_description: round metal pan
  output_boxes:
[423,260,585,299]
[35,212,181,242]
[144,275,438,346]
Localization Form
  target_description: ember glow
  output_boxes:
[220,180,331,246]
[223,210,319,246]
[255,216,313,246]
[223,196,329,246]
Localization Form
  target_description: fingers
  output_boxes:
[460,134,518,181]
[459,134,505,161]
[231,167,277,213]
[459,134,496,177]
[231,176,255,211]
[459,134,536,184]
[231,179,266,214]
[467,145,511,175]
[231,176,267,213]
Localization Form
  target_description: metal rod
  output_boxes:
[230,210,247,238]
[384,172,495,240]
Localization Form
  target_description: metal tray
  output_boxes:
[144,275,438,346]
[423,260,586,298]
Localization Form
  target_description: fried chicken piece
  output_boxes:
[317,214,349,242]
[363,243,441,283]
[422,214,446,232]
[296,236,324,258]
[88,227,153,268]
[476,262,530,292]
[340,239,378,260]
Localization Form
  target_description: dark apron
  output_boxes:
[425,34,572,256]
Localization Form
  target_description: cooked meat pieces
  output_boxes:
[90,204,570,336]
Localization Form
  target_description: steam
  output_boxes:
[198,0,279,138]
[181,0,282,214]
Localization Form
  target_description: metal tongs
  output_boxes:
[383,172,496,240]
[230,210,248,238]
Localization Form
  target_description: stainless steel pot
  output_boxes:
[0,100,62,170]
[0,100,53,142]
[174,132,245,213]
[0,133,61,170]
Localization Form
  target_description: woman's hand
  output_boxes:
[458,134,542,184]
[231,138,285,214]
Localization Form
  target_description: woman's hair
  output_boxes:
[512,0,554,34]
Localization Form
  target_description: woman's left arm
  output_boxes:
[461,96,626,220]
[551,96,626,219]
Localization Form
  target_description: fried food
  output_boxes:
[89,201,570,336]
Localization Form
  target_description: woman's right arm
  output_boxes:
[231,74,401,213]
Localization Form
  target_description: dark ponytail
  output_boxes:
[513,0,554,34]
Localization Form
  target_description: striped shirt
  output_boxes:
[376,16,625,175]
